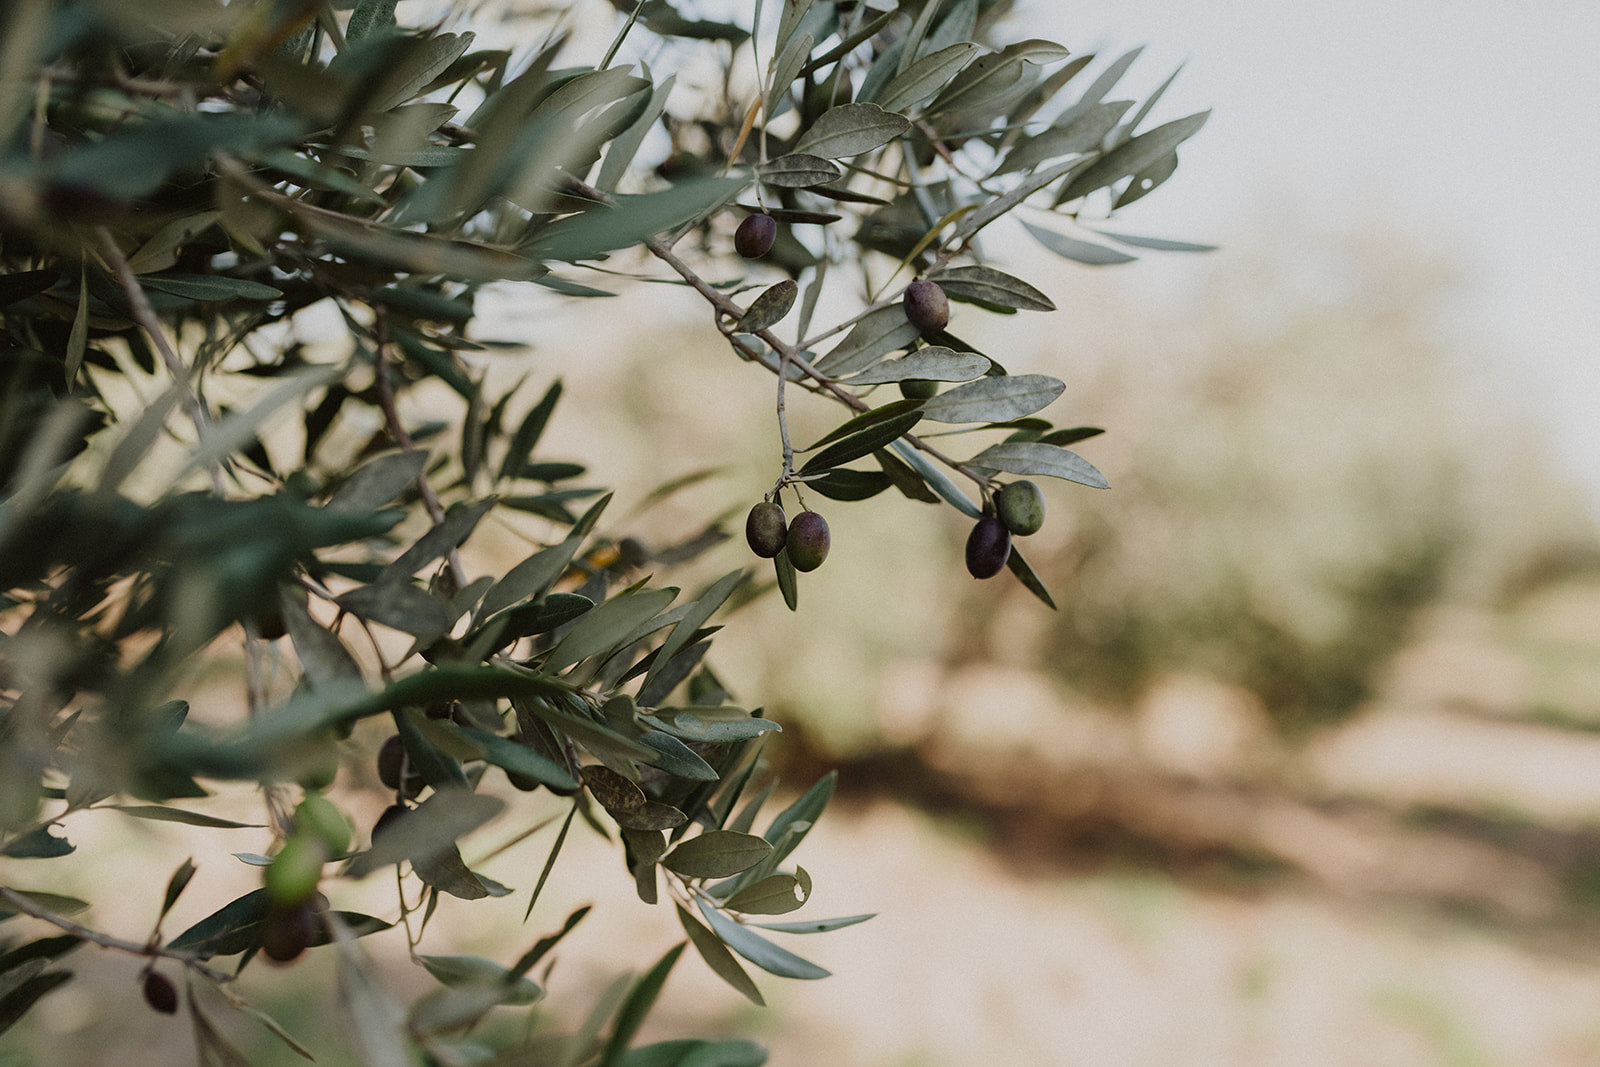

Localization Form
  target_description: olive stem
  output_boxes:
[558,176,990,494]
[371,306,471,593]
[0,886,235,985]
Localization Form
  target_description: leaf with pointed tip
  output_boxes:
[696,901,830,980]
[794,103,912,158]
[1059,109,1210,203]
[326,450,428,513]
[662,831,773,879]
[754,913,876,934]
[814,305,920,376]
[841,347,990,385]
[878,43,981,113]
[526,178,746,262]
[1092,229,1216,253]
[1007,545,1058,610]
[336,582,454,641]
[677,905,764,1006]
[931,266,1055,311]
[1019,221,1137,265]
[799,410,922,474]
[544,587,679,672]
[887,441,981,517]
[758,153,842,188]
[997,99,1132,174]
[966,440,1109,488]
[920,374,1065,424]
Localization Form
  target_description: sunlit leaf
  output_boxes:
[793,103,912,159]
[966,440,1109,488]
[920,374,1065,423]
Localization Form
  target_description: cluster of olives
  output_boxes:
[745,499,830,572]
[255,792,350,963]
[965,479,1046,579]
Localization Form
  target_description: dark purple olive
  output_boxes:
[995,480,1046,536]
[965,516,1012,579]
[260,901,319,964]
[735,213,778,258]
[142,971,178,1015]
[745,500,788,558]
[903,279,949,337]
[785,510,830,572]
[376,734,422,799]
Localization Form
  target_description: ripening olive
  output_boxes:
[903,279,949,337]
[965,516,1012,579]
[785,510,830,572]
[294,792,351,855]
[745,500,788,558]
[994,479,1046,536]
[376,734,422,799]
[735,213,778,258]
[142,971,178,1015]
[260,901,319,964]
[898,378,939,400]
[263,833,325,906]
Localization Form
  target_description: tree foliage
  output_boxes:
[0,0,1205,1060]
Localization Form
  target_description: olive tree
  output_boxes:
[0,0,1206,1060]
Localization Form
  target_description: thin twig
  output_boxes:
[94,228,216,459]
[0,886,236,985]
[371,306,472,592]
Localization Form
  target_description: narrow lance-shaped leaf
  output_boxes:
[1019,221,1138,266]
[793,103,912,158]
[1058,109,1210,203]
[758,153,841,189]
[841,347,990,385]
[877,42,981,113]
[814,304,920,376]
[696,900,830,980]
[920,374,1066,424]
[966,440,1109,488]
[930,265,1056,311]
[677,904,764,1006]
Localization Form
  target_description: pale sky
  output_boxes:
[1026,0,1600,507]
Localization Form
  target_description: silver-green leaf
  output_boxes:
[919,374,1066,423]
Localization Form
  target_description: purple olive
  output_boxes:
[903,279,949,337]
[785,510,831,572]
[965,516,1012,579]
[735,213,778,258]
[746,500,788,558]
[142,972,178,1015]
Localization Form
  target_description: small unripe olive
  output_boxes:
[260,901,319,964]
[264,833,325,906]
[994,479,1046,536]
[785,510,830,572]
[898,378,939,400]
[294,793,351,855]
[903,279,949,337]
[142,971,178,1015]
[376,734,422,799]
[965,516,1012,579]
[745,500,788,558]
[735,213,778,258]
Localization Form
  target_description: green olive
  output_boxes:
[994,479,1046,536]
